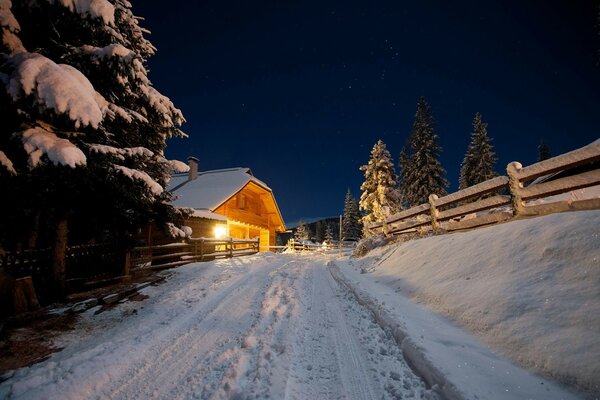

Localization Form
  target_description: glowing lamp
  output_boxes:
[213,225,227,239]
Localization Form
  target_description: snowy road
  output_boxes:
[0,253,435,399]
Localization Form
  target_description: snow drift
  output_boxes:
[356,210,600,394]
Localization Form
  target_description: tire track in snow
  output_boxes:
[284,255,435,400]
[104,261,275,399]
[222,259,304,398]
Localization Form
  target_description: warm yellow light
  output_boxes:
[213,225,227,239]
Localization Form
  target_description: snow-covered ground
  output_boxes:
[0,253,435,400]
[339,210,599,398]
[1,210,596,399]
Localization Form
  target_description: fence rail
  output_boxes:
[127,236,260,271]
[0,243,125,302]
[369,141,600,236]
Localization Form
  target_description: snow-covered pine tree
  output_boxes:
[0,1,186,298]
[404,97,448,206]
[342,189,362,241]
[458,113,498,190]
[359,140,401,231]
[537,141,552,162]
[294,221,309,241]
[324,224,334,245]
[397,146,410,208]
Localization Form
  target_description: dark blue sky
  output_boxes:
[135,0,600,224]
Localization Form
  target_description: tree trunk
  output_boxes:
[28,213,41,249]
[51,217,68,300]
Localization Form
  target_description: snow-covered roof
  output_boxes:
[187,209,227,221]
[168,167,272,211]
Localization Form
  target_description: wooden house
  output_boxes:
[167,157,286,251]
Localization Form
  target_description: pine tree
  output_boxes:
[342,189,362,241]
[359,140,401,229]
[0,1,186,298]
[294,221,309,241]
[458,113,498,190]
[324,224,334,244]
[397,146,410,208]
[537,141,552,162]
[404,97,448,206]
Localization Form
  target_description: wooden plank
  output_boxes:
[433,176,509,208]
[150,251,193,262]
[520,197,600,216]
[446,211,513,231]
[518,169,600,200]
[132,243,189,252]
[515,142,600,181]
[387,216,431,234]
[147,260,193,270]
[370,203,430,229]
[438,195,511,221]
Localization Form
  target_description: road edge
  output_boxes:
[327,261,463,400]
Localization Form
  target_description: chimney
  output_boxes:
[187,156,199,181]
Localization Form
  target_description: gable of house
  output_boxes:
[168,162,286,250]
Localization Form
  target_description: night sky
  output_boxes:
[134,0,600,225]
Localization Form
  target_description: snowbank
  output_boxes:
[352,210,600,394]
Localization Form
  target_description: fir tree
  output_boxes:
[0,1,186,298]
[458,113,498,190]
[397,146,410,208]
[324,224,334,244]
[342,189,362,240]
[359,140,401,230]
[537,141,552,162]
[404,97,448,206]
[294,221,309,241]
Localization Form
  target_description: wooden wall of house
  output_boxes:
[184,218,220,239]
[138,218,220,245]
[215,189,270,230]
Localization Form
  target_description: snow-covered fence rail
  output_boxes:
[507,141,600,216]
[127,237,260,271]
[369,140,600,236]
[286,239,323,252]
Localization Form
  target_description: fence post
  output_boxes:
[229,237,234,258]
[256,237,260,253]
[506,162,525,215]
[429,194,440,232]
[200,238,204,261]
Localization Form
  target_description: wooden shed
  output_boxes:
[168,158,286,251]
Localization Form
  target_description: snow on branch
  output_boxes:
[141,85,185,128]
[89,144,153,160]
[167,222,192,238]
[0,0,25,53]
[80,44,135,61]
[0,0,20,33]
[0,150,16,174]
[113,164,163,196]
[47,0,115,26]
[169,159,189,173]
[21,127,86,168]
[7,53,106,128]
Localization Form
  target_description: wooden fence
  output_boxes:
[369,141,600,236]
[126,237,260,272]
[285,239,357,252]
[0,243,126,302]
